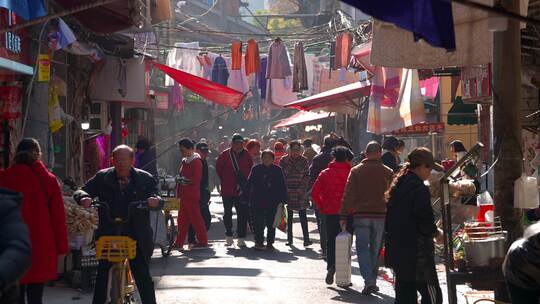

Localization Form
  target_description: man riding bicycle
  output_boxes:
[75,145,162,304]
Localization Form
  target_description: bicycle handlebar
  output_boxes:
[91,199,149,226]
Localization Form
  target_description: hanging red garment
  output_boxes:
[335,32,353,69]
[231,41,243,70]
[245,39,261,75]
[154,62,245,109]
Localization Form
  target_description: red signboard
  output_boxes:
[0,8,29,77]
[461,64,492,102]
[391,122,445,135]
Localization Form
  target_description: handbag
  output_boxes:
[273,203,288,232]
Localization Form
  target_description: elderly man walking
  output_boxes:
[340,141,393,295]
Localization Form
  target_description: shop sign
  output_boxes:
[37,54,51,82]
[0,9,31,75]
[461,64,492,102]
[155,92,169,110]
[391,122,445,135]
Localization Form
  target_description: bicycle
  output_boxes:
[93,200,147,304]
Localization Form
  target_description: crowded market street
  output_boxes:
[42,194,479,304]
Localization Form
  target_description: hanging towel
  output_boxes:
[292,41,308,92]
[171,81,184,112]
[211,56,229,86]
[165,42,201,86]
[245,39,261,75]
[231,41,243,70]
[266,40,292,79]
[335,32,352,69]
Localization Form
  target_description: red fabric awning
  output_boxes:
[154,62,245,109]
[273,111,334,129]
[285,81,371,114]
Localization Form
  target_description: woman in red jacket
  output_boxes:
[1,138,69,304]
[311,146,354,285]
[175,138,208,250]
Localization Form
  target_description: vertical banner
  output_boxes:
[37,53,50,82]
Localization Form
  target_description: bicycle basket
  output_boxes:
[95,236,136,262]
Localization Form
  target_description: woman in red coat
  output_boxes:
[1,138,69,304]
[311,146,354,285]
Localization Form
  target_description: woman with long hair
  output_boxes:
[1,138,69,304]
[384,147,443,304]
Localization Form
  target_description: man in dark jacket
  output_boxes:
[309,135,337,257]
[216,134,253,247]
[0,189,31,304]
[188,142,212,246]
[75,145,161,304]
[504,222,540,303]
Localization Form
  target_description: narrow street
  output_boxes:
[44,194,474,304]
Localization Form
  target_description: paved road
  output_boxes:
[44,195,477,303]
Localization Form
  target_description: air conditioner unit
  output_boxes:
[88,101,109,131]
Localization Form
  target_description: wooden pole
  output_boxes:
[492,0,523,300]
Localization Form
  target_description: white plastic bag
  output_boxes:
[477,191,494,206]
[335,231,352,287]
[514,174,539,209]
[150,210,168,247]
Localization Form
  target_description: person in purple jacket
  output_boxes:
[245,150,288,251]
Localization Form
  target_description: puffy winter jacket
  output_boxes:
[311,161,352,215]
[0,188,30,302]
[503,222,540,291]
[177,154,202,204]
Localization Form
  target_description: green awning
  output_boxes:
[447,97,477,125]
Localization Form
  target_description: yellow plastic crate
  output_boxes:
[163,198,181,212]
[95,236,136,262]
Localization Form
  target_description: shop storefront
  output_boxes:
[0,9,33,168]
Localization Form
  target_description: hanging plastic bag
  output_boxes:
[273,203,288,233]
[514,174,539,209]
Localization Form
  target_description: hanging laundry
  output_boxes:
[231,41,243,70]
[267,78,297,108]
[165,42,201,86]
[292,41,308,93]
[245,39,261,76]
[171,81,184,112]
[367,69,426,134]
[370,67,401,108]
[258,56,268,100]
[304,53,316,95]
[227,56,250,94]
[335,32,353,69]
[266,39,292,79]
[197,53,213,80]
[339,0,455,50]
[211,56,229,86]
[48,18,76,51]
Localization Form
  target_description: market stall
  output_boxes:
[436,142,506,304]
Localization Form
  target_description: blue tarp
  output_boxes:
[0,0,46,20]
[340,0,456,50]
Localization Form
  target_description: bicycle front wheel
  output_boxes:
[109,266,123,304]
[165,213,177,256]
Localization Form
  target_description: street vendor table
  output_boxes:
[438,142,507,304]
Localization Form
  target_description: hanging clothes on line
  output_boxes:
[171,81,184,112]
[329,42,336,70]
[211,55,229,86]
[266,39,292,79]
[198,53,213,80]
[227,56,250,94]
[292,41,308,93]
[165,42,202,86]
[335,32,353,69]
[245,39,261,76]
[231,41,243,70]
[258,56,268,100]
